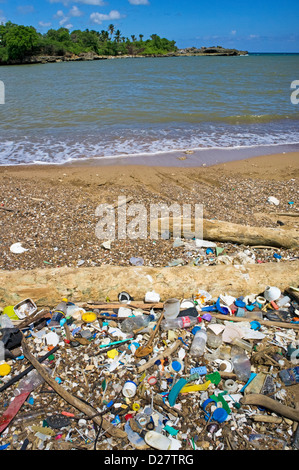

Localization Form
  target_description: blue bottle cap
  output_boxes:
[191,326,201,335]
[212,408,228,423]
[235,300,246,308]
[250,320,261,330]
[171,360,182,372]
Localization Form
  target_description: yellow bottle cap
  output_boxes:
[132,403,140,411]
[81,312,97,323]
[107,349,118,359]
[0,363,11,376]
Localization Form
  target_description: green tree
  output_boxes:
[108,24,114,39]
[114,29,121,43]
[5,24,40,60]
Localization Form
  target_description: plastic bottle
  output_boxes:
[232,337,253,352]
[207,331,222,349]
[231,346,251,382]
[121,314,155,334]
[189,329,207,356]
[49,299,68,327]
[160,316,198,331]
[13,369,46,396]
[276,296,291,308]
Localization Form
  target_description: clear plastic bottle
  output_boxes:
[49,300,68,327]
[207,331,222,349]
[231,345,251,382]
[190,329,207,356]
[160,316,198,331]
[13,369,46,396]
[121,314,155,334]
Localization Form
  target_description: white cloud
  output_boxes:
[69,6,84,17]
[77,0,106,4]
[90,10,124,25]
[231,30,237,35]
[54,6,81,29]
[0,9,6,23]
[39,21,52,27]
[128,0,149,4]
[17,4,35,14]
[49,0,105,5]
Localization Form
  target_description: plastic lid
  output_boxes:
[250,321,261,330]
[0,363,11,376]
[201,313,212,321]
[212,408,228,423]
[171,360,182,372]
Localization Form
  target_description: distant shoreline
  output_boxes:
[0,46,248,66]
[1,51,299,67]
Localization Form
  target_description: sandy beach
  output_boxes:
[0,151,298,271]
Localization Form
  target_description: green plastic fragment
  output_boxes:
[210,392,231,414]
[164,425,179,436]
[168,378,187,407]
[205,371,221,385]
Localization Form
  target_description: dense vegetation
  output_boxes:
[0,21,177,62]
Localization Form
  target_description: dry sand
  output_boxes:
[0,151,298,271]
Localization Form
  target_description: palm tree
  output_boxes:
[100,30,109,42]
[131,34,136,42]
[108,24,114,39]
[139,34,144,42]
[114,29,121,43]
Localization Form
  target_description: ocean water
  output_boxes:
[0,53,298,165]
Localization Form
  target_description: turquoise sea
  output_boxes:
[0,53,298,165]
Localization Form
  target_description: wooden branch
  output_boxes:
[252,415,283,424]
[271,212,299,217]
[21,336,126,439]
[209,312,299,330]
[0,206,14,212]
[240,393,299,422]
[16,310,50,329]
[86,302,164,310]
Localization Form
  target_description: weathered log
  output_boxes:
[1,262,299,307]
[240,393,299,422]
[151,217,299,249]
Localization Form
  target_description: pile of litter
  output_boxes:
[0,285,299,451]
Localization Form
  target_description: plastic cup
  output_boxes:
[122,380,137,398]
[163,298,180,319]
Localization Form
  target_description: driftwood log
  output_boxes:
[240,393,299,422]
[21,336,127,439]
[151,217,299,249]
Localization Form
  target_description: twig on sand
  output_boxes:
[21,335,127,439]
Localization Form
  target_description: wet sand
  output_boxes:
[0,151,298,271]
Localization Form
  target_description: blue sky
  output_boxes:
[0,0,298,52]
